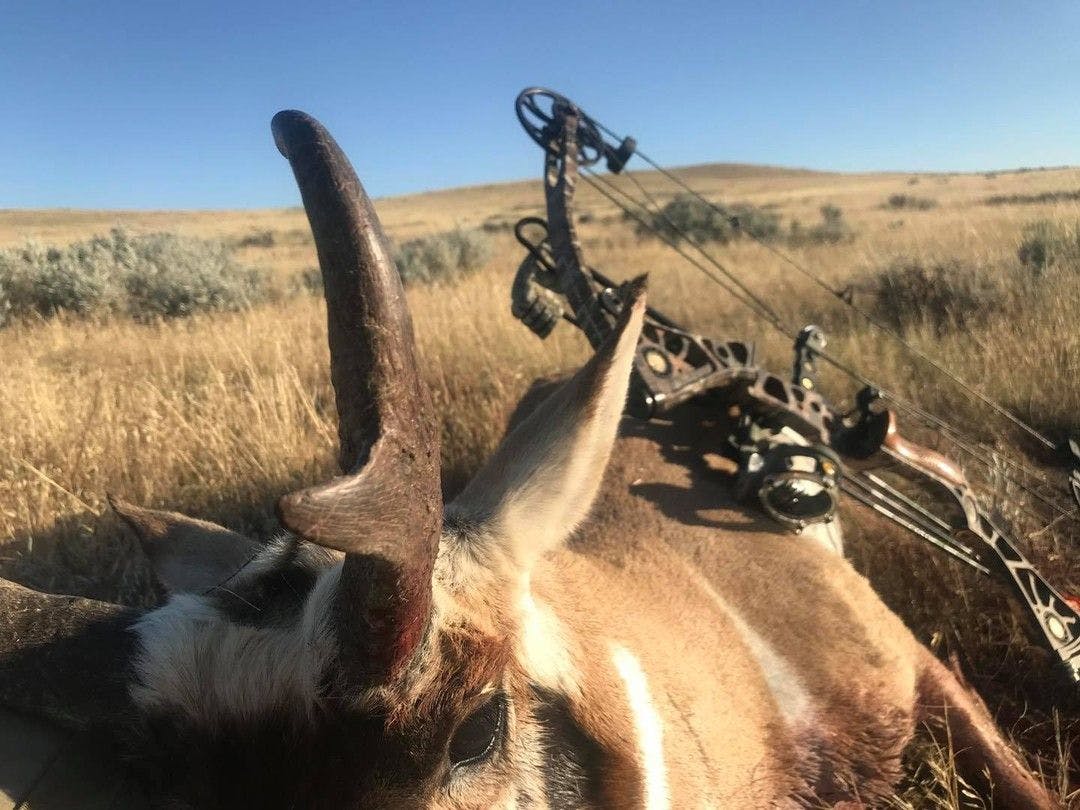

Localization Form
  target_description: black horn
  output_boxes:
[272,111,442,681]
[0,578,137,729]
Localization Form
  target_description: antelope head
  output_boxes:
[0,111,646,808]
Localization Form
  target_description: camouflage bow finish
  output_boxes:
[508,87,1080,683]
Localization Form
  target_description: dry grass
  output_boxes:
[2,162,1080,804]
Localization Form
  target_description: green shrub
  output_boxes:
[480,217,512,233]
[870,258,1009,334]
[637,194,734,244]
[985,189,1080,206]
[235,230,276,249]
[1016,220,1080,275]
[637,194,782,245]
[119,232,266,319]
[393,227,491,286]
[0,229,266,325]
[0,240,119,318]
[295,266,324,295]
[639,196,852,248]
[787,205,855,246]
[885,194,937,211]
[728,203,781,241]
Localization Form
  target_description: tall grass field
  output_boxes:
[2,161,1079,806]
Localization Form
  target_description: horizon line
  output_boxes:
[2,160,1076,215]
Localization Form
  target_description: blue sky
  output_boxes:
[2,1,1077,209]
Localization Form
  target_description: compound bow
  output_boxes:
[508,87,1080,682]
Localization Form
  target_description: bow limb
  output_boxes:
[544,110,610,349]
[880,411,1080,681]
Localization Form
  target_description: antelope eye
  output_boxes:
[448,693,507,769]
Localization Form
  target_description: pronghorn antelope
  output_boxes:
[0,111,1058,809]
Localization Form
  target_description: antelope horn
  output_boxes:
[0,577,137,729]
[272,111,442,680]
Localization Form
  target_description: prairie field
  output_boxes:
[2,161,1080,805]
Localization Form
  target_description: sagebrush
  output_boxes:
[637,194,856,248]
[869,220,1079,335]
[636,194,780,244]
[787,204,855,246]
[985,189,1080,206]
[393,227,492,286]
[870,257,1011,334]
[0,229,266,325]
[1017,220,1080,274]
[885,193,938,211]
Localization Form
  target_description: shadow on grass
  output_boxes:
[0,477,304,608]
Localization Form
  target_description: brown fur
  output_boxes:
[498,377,1055,806]
[519,401,1055,806]
[917,652,1057,808]
[109,496,262,594]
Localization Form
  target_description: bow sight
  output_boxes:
[509,86,1080,683]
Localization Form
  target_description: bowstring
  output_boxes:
[591,116,1058,453]
[579,169,790,333]
[573,143,1077,525]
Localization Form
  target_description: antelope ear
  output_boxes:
[447,279,646,571]
[109,496,261,593]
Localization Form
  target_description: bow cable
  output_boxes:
[588,116,1060,454]
[574,157,1078,525]
[579,168,790,333]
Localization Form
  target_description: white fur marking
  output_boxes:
[610,644,669,810]
[517,574,580,697]
[686,565,815,731]
[131,564,341,725]
[726,611,813,731]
